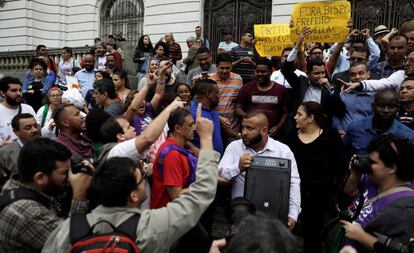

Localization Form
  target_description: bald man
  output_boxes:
[218,111,301,230]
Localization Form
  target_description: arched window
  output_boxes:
[100,0,144,45]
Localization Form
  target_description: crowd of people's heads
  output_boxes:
[2,19,414,253]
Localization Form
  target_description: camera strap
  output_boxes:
[0,188,51,213]
[363,186,414,208]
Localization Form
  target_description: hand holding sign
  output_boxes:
[291,1,351,43]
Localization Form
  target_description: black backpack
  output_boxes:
[68,213,141,253]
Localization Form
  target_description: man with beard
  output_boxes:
[219,112,301,230]
[0,113,40,177]
[105,54,119,76]
[75,53,95,97]
[0,76,36,141]
[0,138,91,252]
[191,79,222,154]
[236,58,289,139]
[344,88,414,156]
[53,104,94,158]
[94,43,107,71]
[187,47,217,85]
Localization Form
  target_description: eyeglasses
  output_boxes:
[49,94,61,98]
[349,57,366,62]
[132,166,148,191]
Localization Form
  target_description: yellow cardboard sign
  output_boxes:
[254,24,294,57]
[291,1,351,43]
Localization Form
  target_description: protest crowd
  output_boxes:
[1,2,414,252]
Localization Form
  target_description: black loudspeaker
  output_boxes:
[244,156,291,223]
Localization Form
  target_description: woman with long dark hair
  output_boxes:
[283,101,346,253]
[22,58,53,111]
[112,69,131,103]
[133,35,154,81]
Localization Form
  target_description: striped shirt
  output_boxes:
[230,45,255,84]
[211,72,243,129]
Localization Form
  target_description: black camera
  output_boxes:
[351,155,371,174]
[375,233,414,253]
[70,156,94,174]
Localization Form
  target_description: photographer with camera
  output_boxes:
[0,138,92,252]
[340,135,414,253]
[42,103,221,253]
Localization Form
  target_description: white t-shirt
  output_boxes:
[36,105,53,126]
[0,103,36,140]
[270,69,307,89]
[107,138,142,163]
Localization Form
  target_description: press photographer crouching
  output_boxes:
[340,135,414,253]
[0,138,92,252]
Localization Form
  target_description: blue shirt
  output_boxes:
[191,103,223,155]
[332,91,375,131]
[75,68,95,97]
[344,116,414,155]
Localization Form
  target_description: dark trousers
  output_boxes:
[300,191,331,253]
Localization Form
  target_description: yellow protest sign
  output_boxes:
[291,1,351,43]
[254,24,294,57]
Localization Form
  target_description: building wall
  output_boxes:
[272,0,338,23]
[0,0,98,52]
[0,0,202,55]
[143,0,203,57]
[0,0,339,53]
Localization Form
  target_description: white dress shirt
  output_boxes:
[219,137,301,221]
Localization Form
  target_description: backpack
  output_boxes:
[68,213,141,253]
[157,144,198,187]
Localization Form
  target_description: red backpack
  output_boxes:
[68,213,141,253]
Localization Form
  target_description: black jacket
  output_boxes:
[281,60,345,130]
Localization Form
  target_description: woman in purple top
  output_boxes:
[341,135,414,252]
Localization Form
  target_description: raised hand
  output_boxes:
[167,99,186,112]
[337,78,361,94]
[361,28,371,39]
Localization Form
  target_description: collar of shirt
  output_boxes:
[364,116,400,134]
[16,138,24,147]
[241,137,276,155]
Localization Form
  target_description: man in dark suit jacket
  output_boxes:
[281,58,345,131]
[0,113,40,176]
